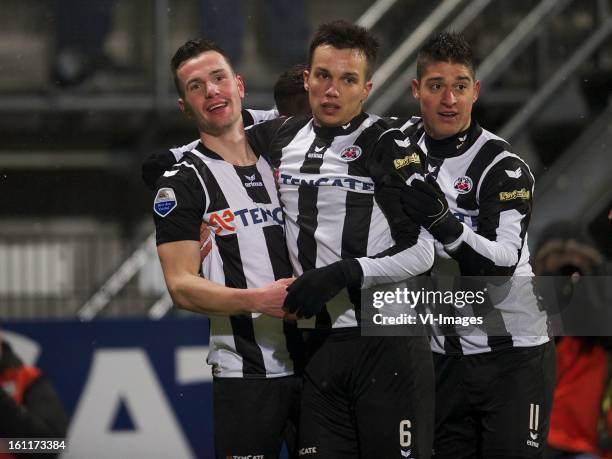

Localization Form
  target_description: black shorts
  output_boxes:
[433,341,556,458]
[297,328,435,458]
[213,375,301,459]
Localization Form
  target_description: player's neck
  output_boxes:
[200,122,256,166]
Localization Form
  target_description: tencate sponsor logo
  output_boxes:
[207,206,283,235]
[279,173,374,193]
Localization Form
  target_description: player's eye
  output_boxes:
[316,70,330,80]
[430,83,441,91]
[343,76,357,84]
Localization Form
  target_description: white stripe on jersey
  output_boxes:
[276,115,433,328]
[181,148,295,378]
[411,124,549,355]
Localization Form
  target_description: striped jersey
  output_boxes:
[247,112,435,329]
[395,117,550,355]
[152,141,301,378]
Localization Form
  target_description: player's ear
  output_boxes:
[236,74,245,99]
[472,79,480,103]
[178,98,192,119]
[303,69,310,92]
[411,79,420,101]
[362,80,373,103]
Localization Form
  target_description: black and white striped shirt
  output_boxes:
[396,117,550,355]
[153,142,301,378]
[248,112,435,329]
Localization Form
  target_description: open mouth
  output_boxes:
[207,102,228,112]
[321,102,340,114]
[439,111,458,119]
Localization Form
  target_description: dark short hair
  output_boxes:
[273,64,310,116]
[170,38,233,97]
[416,31,475,80]
[308,20,380,80]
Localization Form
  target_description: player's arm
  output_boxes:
[153,170,291,318]
[357,128,435,284]
[243,108,280,126]
[403,152,534,276]
[442,156,534,276]
[157,240,292,317]
[282,129,435,319]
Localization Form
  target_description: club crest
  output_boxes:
[453,176,473,194]
[340,145,362,162]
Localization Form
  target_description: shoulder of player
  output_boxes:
[242,108,279,127]
[382,115,422,134]
[154,158,205,191]
[477,129,533,179]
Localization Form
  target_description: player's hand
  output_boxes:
[255,278,295,319]
[283,259,363,319]
[142,150,177,190]
[401,175,463,245]
[199,222,213,263]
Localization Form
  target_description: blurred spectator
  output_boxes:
[50,0,115,87]
[0,334,68,458]
[199,0,310,71]
[545,337,612,459]
[533,224,611,459]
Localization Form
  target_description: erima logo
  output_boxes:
[299,447,317,455]
[400,449,412,458]
[394,138,411,148]
[505,167,522,179]
[499,188,530,201]
[243,174,263,188]
[314,146,325,152]
[527,403,540,448]
[394,153,421,169]
[456,134,467,149]
[279,173,374,192]
[342,122,351,129]
[162,170,178,177]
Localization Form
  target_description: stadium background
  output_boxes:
[1,0,611,457]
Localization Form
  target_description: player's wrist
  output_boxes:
[338,258,363,288]
[238,288,263,314]
[430,212,463,245]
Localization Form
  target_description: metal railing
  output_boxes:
[0,223,161,320]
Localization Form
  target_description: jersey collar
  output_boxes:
[193,140,260,161]
[424,121,482,159]
[312,112,369,140]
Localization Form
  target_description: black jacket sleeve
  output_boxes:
[444,155,534,276]
[355,126,434,285]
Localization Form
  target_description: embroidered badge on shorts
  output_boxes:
[154,187,177,217]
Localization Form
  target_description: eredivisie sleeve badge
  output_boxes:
[154,187,178,217]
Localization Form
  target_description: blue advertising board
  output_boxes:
[2,318,216,458]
